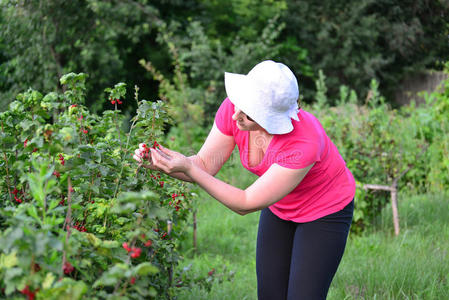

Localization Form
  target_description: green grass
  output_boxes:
[330,193,449,300]
[174,159,449,299]
[175,155,259,299]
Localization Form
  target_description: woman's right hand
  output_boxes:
[133,143,153,169]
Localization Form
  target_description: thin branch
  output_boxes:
[61,176,73,279]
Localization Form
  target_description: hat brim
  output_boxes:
[224,72,294,135]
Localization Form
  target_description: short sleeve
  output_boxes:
[214,98,234,136]
[275,141,321,169]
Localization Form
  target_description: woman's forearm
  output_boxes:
[186,163,254,215]
[165,155,209,183]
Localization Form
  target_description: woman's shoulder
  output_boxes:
[222,97,234,109]
[292,109,325,134]
[214,97,235,136]
[273,109,325,148]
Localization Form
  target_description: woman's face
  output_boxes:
[232,107,261,131]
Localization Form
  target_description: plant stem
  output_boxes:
[61,176,73,278]
[113,106,139,199]
[113,106,123,147]
[193,210,197,254]
[0,121,13,203]
[2,152,13,202]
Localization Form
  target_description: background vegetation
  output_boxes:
[2,0,448,111]
[1,0,448,299]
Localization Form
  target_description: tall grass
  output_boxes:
[175,158,449,299]
[330,193,449,300]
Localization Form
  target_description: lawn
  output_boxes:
[175,161,449,299]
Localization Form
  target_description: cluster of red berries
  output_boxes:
[59,195,65,206]
[153,228,167,239]
[110,98,123,105]
[141,141,159,154]
[130,277,136,285]
[53,170,61,178]
[24,138,38,152]
[141,234,153,247]
[77,114,88,134]
[122,243,142,258]
[32,263,41,272]
[149,173,164,188]
[149,173,161,180]
[70,104,77,108]
[20,285,38,300]
[140,141,165,188]
[12,187,23,203]
[58,154,65,166]
[208,268,216,276]
[63,262,74,275]
[140,143,150,160]
[169,193,183,212]
[73,222,87,232]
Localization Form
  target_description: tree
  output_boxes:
[282,0,449,103]
[0,0,160,111]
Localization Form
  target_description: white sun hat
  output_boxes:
[224,60,300,134]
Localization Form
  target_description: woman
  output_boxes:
[134,60,355,299]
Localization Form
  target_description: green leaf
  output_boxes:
[48,199,60,211]
[35,232,49,256]
[134,262,158,276]
[101,240,119,249]
[4,266,23,281]
[0,251,18,269]
[93,263,129,288]
[27,205,41,223]
[86,233,101,248]
[43,272,56,289]
[5,227,24,249]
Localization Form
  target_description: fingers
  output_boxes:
[150,148,171,173]
[157,144,175,156]
[150,148,167,164]
[155,147,171,160]
[133,153,141,163]
[139,143,148,152]
[133,142,176,174]
[134,145,152,166]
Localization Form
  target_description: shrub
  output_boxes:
[307,67,449,231]
[0,73,195,299]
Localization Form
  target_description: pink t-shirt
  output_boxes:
[214,98,355,222]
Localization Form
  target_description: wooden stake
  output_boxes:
[363,183,400,235]
[390,187,400,236]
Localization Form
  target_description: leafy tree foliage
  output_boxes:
[282,0,449,102]
[0,0,160,111]
[1,0,448,110]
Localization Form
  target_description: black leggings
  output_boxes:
[256,200,354,300]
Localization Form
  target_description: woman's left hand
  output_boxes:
[150,145,192,175]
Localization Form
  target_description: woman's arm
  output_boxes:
[134,122,235,182]
[161,155,205,183]
[150,145,313,215]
